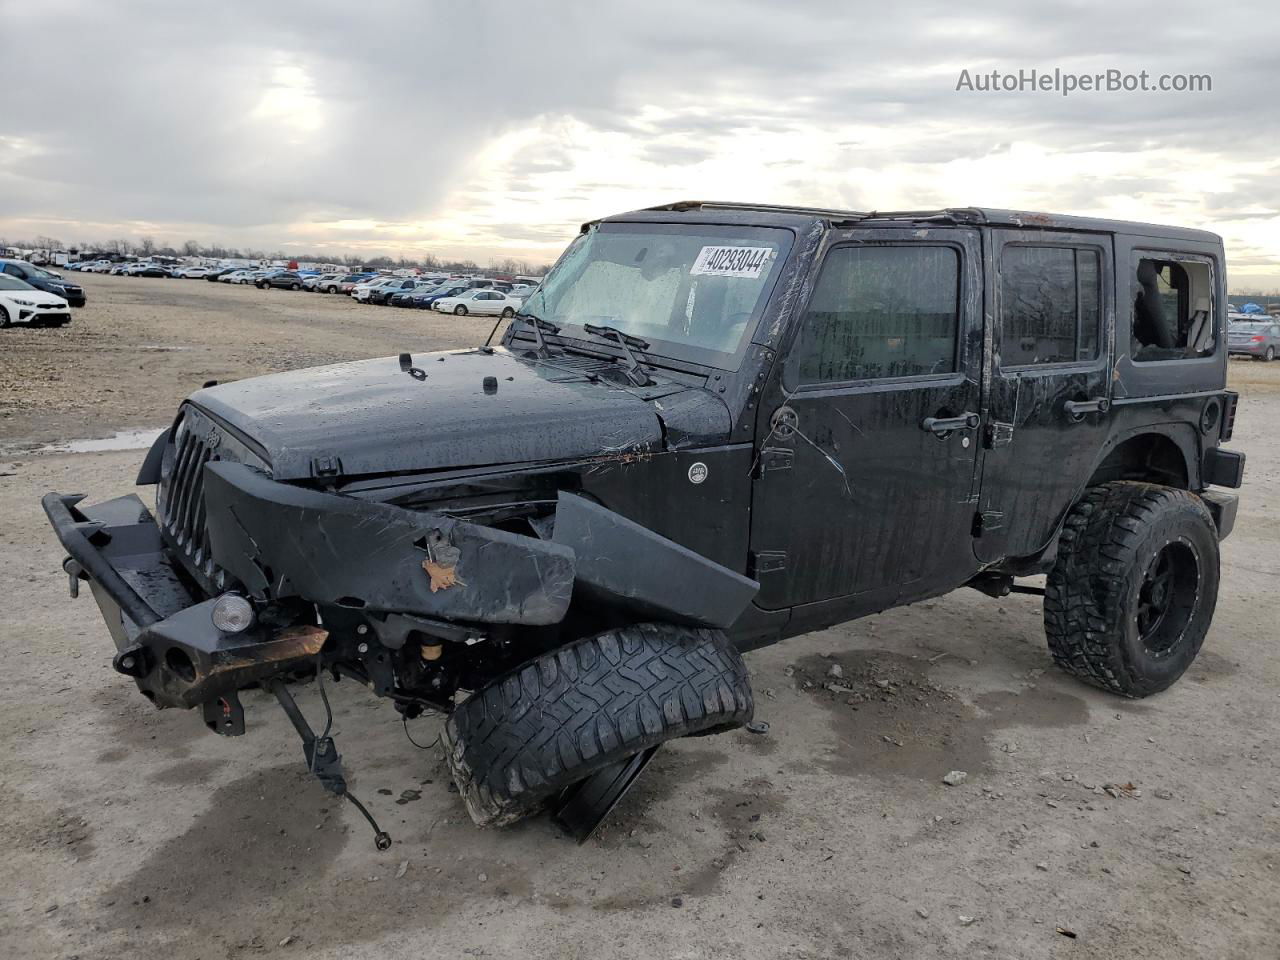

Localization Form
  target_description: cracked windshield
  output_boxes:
[521,223,790,367]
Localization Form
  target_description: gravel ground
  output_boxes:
[1,275,1277,959]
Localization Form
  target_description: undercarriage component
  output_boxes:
[552,745,661,843]
[268,676,391,851]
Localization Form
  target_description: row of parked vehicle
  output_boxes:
[64,258,540,317]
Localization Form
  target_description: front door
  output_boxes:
[973,229,1114,562]
[749,227,985,613]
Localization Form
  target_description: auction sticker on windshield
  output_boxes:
[690,246,772,279]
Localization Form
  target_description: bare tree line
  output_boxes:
[2,234,549,275]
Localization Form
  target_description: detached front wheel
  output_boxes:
[1045,481,1220,697]
[445,622,754,827]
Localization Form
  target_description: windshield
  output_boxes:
[0,274,35,291]
[520,222,791,368]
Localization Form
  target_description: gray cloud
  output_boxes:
[0,0,1277,271]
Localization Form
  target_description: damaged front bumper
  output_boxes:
[42,492,329,722]
[43,461,759,724]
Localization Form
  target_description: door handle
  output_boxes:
[921,412,980,435]
[1063,397,1111,420]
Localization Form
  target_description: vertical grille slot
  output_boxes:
[159,426,221,584]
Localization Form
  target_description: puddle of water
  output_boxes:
[38,427,164,454]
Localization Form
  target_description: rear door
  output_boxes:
[749,227,985,610]
[973,230,1113,562]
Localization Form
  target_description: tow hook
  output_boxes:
[267,675,392,851]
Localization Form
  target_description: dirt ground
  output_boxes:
[1,273,1277,960]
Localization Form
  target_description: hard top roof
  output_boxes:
[600,200,1220,243]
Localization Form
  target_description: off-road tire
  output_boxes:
[1045,481,1219,697]
[444,622,753,827]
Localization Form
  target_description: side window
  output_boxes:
[1000,246,1101,366]
[795,245,959,384]
[1133,256,1216,361]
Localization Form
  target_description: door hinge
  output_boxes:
[311,455,343,477]
[755,447,794,477]
[983,422,1014,449]
[972,510,1005,537]
[749,550,787,576]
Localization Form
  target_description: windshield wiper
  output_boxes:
[582,323,653,386]
[514,313,562,356]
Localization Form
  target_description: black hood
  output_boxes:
[187,348,730,481]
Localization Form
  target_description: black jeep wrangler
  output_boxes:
[43,202,1245,842]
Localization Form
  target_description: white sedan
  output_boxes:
[0,274,71,327]
[173,265,217,278]
[432,289,523,317]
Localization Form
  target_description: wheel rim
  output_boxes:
[1136,540,1199,656]
[455,305,466,315]
[502,307,514,318]
[1268,347,1275,361]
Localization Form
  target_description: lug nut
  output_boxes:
[357,642,369,654]
[356,624,369,635]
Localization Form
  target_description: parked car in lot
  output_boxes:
[335,273,376,294]
[303,272,344,291]
[404,283,469,309]
[367,277,428,304]
[204,267,239,282]
[351,277,400,302]
[1228,318,1280,361]
[0,259,86,306]
[256,271,304,290]
[0,273,71,327]
[125,263,172,278]
[109,262,135,275]
[173,265,218,279]
[221,269,264,284]
[83,260,115,273]
[432,288,522,317]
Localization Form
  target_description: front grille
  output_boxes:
[159,427,223,587]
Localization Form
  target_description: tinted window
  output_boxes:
[1001,246,1101,365]
[795,245,959,383]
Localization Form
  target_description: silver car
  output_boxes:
[1228,318,1280,361]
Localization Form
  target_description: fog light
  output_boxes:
[211,593,255,633]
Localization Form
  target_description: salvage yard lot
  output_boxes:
[1,272,1278,959]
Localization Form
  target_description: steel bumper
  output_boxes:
[41,492,326,711]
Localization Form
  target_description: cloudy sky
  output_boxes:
[3,1,1279,286]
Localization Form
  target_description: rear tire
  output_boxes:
[501,306,515,318]
[445,622,753,827]
[1045,481,1219,697]
[291,282,301,290]
[1266,346,1276,362]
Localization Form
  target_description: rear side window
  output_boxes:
[1000,246,1101,365]
[796,245,960,383]
[1132,256,1216,360]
